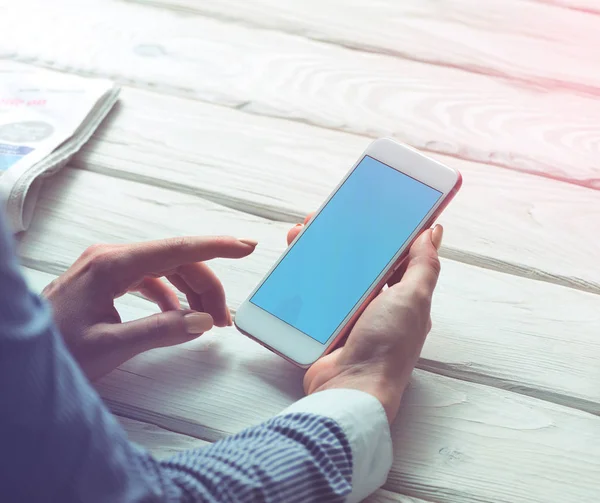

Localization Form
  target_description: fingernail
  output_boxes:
[431,224,444,251]
[184,312,214,334]
[227,309,233,327]
[238,238,258,247]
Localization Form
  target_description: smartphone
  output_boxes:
[235,138,462,367]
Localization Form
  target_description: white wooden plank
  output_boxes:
[532,0,600,14]
[384,373,600,502]
[2,2,600,187]
[364,489,432,503]
[110,361,600,502]
[71,87,600,293]
[117,416,425,503]
[117,416,210,458]
[18,168,600,415]
[132,0,600,95]
[109,349,600,503]
[21,265,600,502]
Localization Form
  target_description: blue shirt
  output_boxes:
[0,209,392,502]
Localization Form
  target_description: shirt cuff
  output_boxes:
[278,389,393,503]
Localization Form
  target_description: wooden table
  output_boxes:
[3,0,600,501]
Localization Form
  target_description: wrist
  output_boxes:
[308,367,409,424]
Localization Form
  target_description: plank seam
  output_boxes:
[418,358,600,417]
[441,246,600,296]
[69,157,302,223]
[22,260,600,417]
[527,0,600,16]
[68,159,600,296]
[6,56,600,192]
[122,0,600,98]
[105,398,227,443]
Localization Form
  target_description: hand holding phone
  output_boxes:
[306,224,443,418]
[235,138,461,367]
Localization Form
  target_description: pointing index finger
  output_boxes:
[117,236,257,282]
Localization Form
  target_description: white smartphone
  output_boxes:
[235,138,462,367]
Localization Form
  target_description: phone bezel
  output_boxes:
[234,138,462,367]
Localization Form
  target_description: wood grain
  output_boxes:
[384,373,600,502]
[70,87,600,293]
[365,489,432,503]
[18,169,600,415]
[9,0,600,501]
[531,0,600,15]
[22,265,600,502]
[128,0,600,95]
[2,3,600,187]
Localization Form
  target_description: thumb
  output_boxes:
[81,311,214,381]
[399,226,442,295]
[287,224,304,245]
[287,213,315,246]
[104,310,213,357]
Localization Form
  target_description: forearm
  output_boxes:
[157,389,392,503]
[159,413,352,502]
[0,210,391,502]
[0,303,351,503]
[0,312,378,503]
[0,213,161,501]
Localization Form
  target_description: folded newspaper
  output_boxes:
[0,63,120,231]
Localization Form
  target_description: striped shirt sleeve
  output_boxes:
[148,389,392,502]
[154,412,354,502]
[278,389,393,502]
[132,389,393,503]
[0,209,392,503]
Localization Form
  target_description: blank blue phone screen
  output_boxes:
[251,156,442,344]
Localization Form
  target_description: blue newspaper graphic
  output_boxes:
[0,143,34,172]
